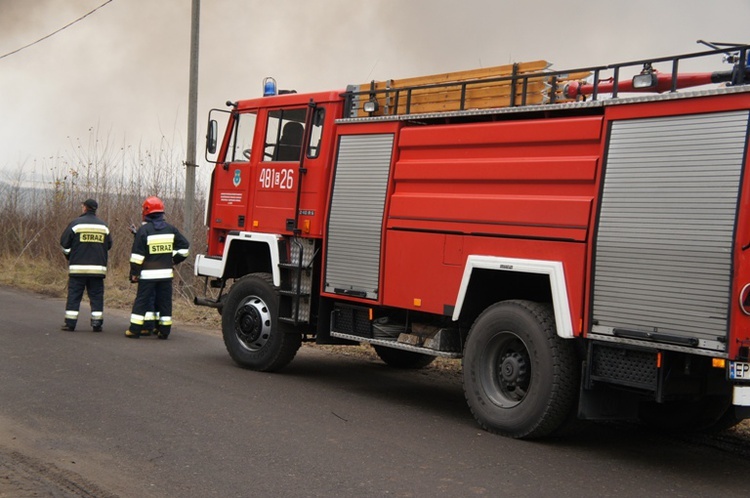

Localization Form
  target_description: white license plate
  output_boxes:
[729,361,750,380]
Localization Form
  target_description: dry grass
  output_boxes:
[0,128,214,323]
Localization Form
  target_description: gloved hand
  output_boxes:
[128,223,138,235]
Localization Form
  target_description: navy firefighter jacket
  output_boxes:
[60,211,112,277]
[129,214,190,281]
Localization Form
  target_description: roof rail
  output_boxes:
[344,44,750,119]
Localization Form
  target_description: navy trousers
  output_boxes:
[129,279,173,337]
[64,276,104,330]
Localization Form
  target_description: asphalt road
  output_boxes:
[1,285,749,497]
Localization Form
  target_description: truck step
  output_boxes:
[330,331,461,359]
[278,289,310,298]
[278,262,311,272]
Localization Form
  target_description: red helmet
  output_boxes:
[142,196,165,217]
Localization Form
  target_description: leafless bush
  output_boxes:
[0,128,208,298]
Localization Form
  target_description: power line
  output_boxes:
[0,0,114,61]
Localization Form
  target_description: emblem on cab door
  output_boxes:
[233,169,241,187]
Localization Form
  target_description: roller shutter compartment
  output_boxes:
[592,111,749,352]
[324,134,394,300]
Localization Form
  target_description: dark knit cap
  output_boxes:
[82,199,98,212]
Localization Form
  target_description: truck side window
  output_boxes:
[264,108,306,162]
[227,112,257,162]
[306,107,325,159]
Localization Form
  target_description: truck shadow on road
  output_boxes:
[255,348,473,424]
[199,345,750,466]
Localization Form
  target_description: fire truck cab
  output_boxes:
[195,43,750,438]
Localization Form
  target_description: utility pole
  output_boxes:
[184,0,200,241]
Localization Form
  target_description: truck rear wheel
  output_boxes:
[373,345,436,369]
[462,300,578,439]
[222,273,301,372]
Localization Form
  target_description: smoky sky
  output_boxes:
[2,0,749,182]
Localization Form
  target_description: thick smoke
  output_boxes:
[1,0,749,173]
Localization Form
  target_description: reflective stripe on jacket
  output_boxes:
[60,212,112,277]
[130,219,189,281]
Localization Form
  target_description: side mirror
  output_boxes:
[206,119,218,154]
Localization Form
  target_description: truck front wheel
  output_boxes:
[221,273,301,372]
[462,300,578,439]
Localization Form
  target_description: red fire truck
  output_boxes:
[195,42,750,438]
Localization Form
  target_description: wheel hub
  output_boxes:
[238,306,262,342]
[486,344,530,406]
[500,351,528,386]
[234,297,271,351]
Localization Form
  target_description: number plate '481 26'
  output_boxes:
[259,168,294,190]
[729,361,750,380]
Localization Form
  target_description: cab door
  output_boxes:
[252,107,308,234]
[206,109,258,255]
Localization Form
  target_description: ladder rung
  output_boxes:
[278,289,310,298]
[278,263,311,272]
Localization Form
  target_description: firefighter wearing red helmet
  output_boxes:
[126,196,190,339]
[141,196,165,219]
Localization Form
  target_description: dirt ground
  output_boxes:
[0,448,116,498]
[3,401,749,498]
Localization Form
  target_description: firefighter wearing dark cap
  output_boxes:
[126,196,190,339]
[60,199,113,332]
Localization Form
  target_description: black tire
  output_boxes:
[373,345,436,369]
[221,273,301,372]
[215,294,227,316]
[462,300,579,439]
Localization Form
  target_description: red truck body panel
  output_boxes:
[379,116,602,324]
